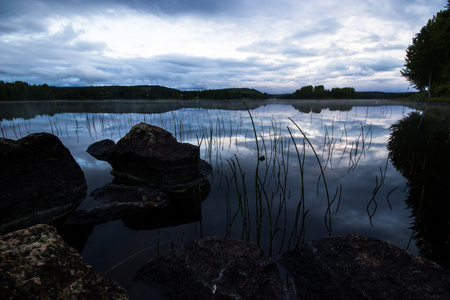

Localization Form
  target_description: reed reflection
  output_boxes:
[0,100,422,269]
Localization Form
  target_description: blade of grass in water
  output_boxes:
[287,126,308,248]
[289,117,332,236]
[244,102,264,246]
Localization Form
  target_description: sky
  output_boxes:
[0,0,447,93]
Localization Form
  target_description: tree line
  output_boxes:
[0,81,271,101]
[0,81,182,101]
[282,85,357,99]
[185,88,269,100]
[0,80,411,101]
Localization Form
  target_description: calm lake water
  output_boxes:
[1,99,449,298]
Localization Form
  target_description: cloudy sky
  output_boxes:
[0,0,447,93]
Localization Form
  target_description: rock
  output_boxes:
[82,124,212,232]
[91,183,167,205]
[64,183,169,226]
[279,234,450,300]
[87,123,211,201]
[134,236,292,299]
[0,224,128,299]
[60,183,201,252]
[0,133,87,235]
[60,198,203,253]
[86,139,115,161]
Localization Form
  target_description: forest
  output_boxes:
[0,81,411,101]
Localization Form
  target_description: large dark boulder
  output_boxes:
[0,133,87,235]
[134,236,292,299]
[86,123,211,201]
[0,224,128,299]
[279,234,450,299]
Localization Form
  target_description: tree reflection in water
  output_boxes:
[388,108,450,269]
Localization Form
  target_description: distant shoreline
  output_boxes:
[0,81,417,101]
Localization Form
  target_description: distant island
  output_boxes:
[0,80,414,101]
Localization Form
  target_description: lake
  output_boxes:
[1,99,449,298]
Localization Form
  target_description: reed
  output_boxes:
[226,157,246,239]
[1,121,6,138]
[289,117,333,236]
[287,126,308,248]
[72,114,80,143]
[243,102,264,246]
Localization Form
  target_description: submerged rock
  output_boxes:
[60,183,201,252]
[63,183,169,226]
[0,133,87,235]
[134,236,292,299]
[279,234,450,299]
[0,224,128,299]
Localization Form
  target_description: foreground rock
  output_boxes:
[0,224,128,299]
[86,123,211,201]
[134,236,292,299]
[279,234,450,299]
[0,133,87,235]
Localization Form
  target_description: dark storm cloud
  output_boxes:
[0,17,48,35]
[1,22,106,65]
[0,0,242,20]
[0,0,248,39]
[1,0,445,32]
[122,0,242,15]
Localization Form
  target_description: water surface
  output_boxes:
[2,99,448,298]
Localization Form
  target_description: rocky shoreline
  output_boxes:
[2,224,450,299]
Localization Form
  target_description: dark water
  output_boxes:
[1,99,449,298]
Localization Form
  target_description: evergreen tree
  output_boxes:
[401,1,450,97]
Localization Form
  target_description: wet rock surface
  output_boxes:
[0,224,128,299]
[59,182,202,253]
[64,183,169,226]
[134,236,292,300]
[0,133,87,235]
[279,234,450,300]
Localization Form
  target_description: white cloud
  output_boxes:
[0,0,447,93]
